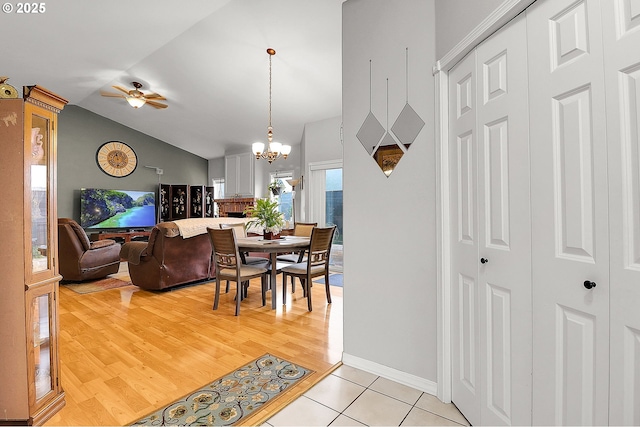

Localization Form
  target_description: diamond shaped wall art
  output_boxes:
[359,49,424,177]
[357,111,385,155]
[357,60,385,155]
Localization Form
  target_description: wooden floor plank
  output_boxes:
[45,273,343,426]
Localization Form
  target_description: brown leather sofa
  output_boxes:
[58,218,121,281]
[120,221,215,290]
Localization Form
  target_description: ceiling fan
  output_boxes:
[100,81,167,109]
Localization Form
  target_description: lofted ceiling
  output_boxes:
[2,0,343,159]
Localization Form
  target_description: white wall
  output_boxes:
[343,0,437,386]
[207,146,302,200]
[302,116,343,163]
[300,115,343,222]
[253,148,303,199]
[434,0,505,58]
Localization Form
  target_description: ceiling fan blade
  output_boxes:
[144,92,166,100]
[112,85,131,95]
[146,100,168,109]
[100,91,125,98]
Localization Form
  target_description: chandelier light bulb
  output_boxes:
[270,142,282,154]
[252,142,265,158]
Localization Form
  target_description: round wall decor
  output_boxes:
[96,141,138,177]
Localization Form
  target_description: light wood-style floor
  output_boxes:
[44,269,343,426]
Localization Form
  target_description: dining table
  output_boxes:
[236,235,310,309]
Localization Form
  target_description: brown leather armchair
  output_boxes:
[57,218,121,281]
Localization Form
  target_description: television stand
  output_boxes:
[89,230,151,243]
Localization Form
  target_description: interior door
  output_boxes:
[449,14,531,425]
[601,0,640,424]
[475,13,532,426]
[449,49,480,426]
[528,0,610,424]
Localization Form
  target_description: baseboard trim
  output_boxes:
[342,353,438,396]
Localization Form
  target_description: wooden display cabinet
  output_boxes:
[0,86,67,425]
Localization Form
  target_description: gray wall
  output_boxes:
[58,105,209,221]
[343,0,437,384]
[435,0,505,58]
[208,157,225,184]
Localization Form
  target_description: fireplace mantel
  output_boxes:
[214,197,255,217]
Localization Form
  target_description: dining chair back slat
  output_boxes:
[293,222,316,238]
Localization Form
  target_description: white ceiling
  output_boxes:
[3,0,343,159]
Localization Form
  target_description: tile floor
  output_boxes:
[265,365,469,426]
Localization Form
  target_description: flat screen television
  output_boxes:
[80,188,156,229]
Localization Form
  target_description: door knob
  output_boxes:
[480,258,489,264]
[583,280,597,290]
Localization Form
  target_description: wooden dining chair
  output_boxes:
[220,223,270,292]
[276,222,317,294]
[276,222,317,263]
[281,225,336,311]
[207,227,268,316]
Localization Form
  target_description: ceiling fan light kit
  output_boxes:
[126,96,146,109]
[101,81,168,109]
[252,48,292,164]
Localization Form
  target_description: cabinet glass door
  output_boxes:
[28,112,51,274]
[30,291,53,402]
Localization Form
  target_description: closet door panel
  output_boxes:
[528,0,610,425]
[476,13,531,426]
[450,51,481,426]
[602,0,640,423]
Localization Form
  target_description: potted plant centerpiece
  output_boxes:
[244,198,285,240]
[268,179,285,196]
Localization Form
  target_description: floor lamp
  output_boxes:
[287,178,300,226]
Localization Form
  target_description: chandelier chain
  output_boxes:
[268,51,273,142]
[252,47,291,163]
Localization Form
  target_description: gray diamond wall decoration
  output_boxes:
[373,132,405,177]
[359,49,424,177]
[357,111,385,155]
[391,102,424,145]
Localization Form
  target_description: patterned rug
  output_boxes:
[131,353,313,426]
[61,277,133,294]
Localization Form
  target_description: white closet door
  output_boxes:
[528,0,610,425]
[602,0,640,424]
[476,13,532,426]
[450,14,531,425]
[450,49,480,426]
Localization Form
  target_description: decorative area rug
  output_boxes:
[61,277,133,294]
[313,273,343,287]
[131,353,313,426]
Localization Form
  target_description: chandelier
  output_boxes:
[252,48,292,163]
